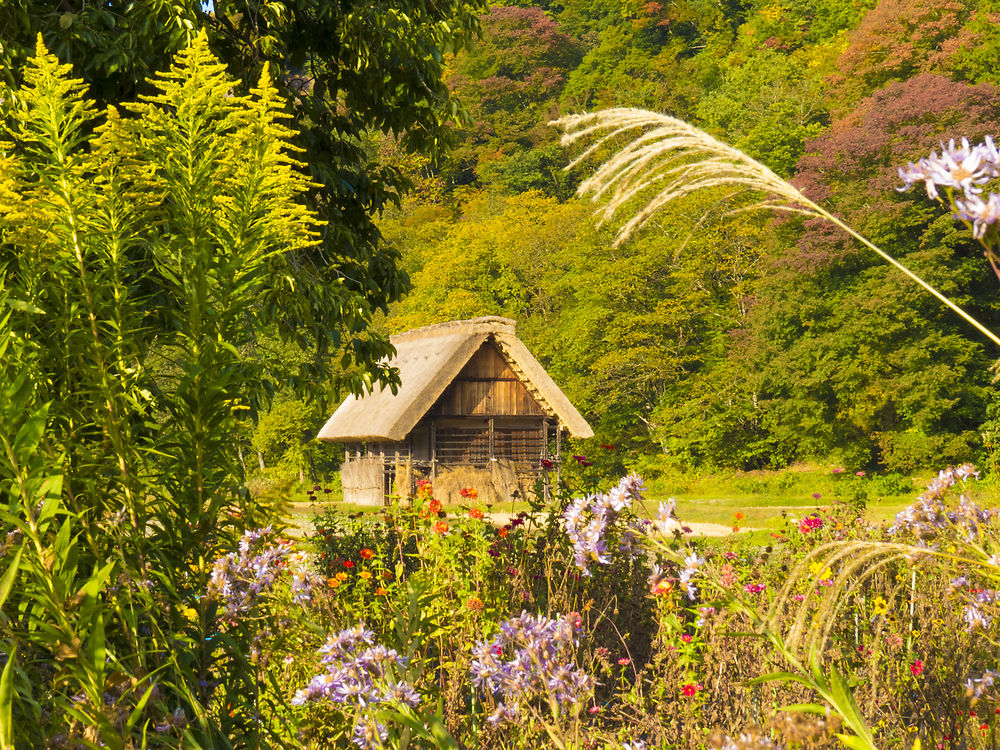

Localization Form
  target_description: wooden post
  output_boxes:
[408,433,416,497]
[430,419,437,482]
[380,443,387,504]
[488,417,495,465]
[555,421,562,490]
[541,418,551,503]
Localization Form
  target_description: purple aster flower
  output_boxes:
[899,138,996,200]
[471,612,594,722]
[953,192,1000,239]
[563,474,646,575]
[294,622,419,749]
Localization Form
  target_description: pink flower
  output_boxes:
[812,492,822,499]
[681,682,702,697]
[798,515,823,533]
[911,659,924,676]
[681,634,693,643]
[855,470,866,477]
[617,657,630,666]
[720,563,736,588]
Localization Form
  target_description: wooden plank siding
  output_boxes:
[431,342,546,417]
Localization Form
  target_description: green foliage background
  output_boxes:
[380,0,1000,474]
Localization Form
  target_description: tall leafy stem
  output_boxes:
[0,33,323,745]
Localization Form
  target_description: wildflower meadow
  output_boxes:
[198,465,1000,749]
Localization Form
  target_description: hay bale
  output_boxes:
[432,464,497,505]
[428,460,538,505]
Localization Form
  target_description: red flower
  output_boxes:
[459,487,479,499]
[540,458,554,469]
[359,548,374,560]
[681,683,702,697]
[433,520,449,535]
[343,560,354,569]
[910,659,924,676]
[469,508,484,520]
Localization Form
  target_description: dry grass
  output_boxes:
[553,108,1000,348]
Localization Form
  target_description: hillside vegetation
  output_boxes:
[377,0,1000,476]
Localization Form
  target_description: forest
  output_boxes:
[375,0,1000,477]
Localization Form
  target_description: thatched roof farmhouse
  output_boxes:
[318,316,593,505]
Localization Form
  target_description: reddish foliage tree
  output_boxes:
[445,5,583,179]
[830,0,970,105]
[792,73,1000,270]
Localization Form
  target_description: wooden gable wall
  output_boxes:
[430,341,546,417]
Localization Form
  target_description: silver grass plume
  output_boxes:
[553,108,1000,349]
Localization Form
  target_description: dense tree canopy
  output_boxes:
[0,0,485,400]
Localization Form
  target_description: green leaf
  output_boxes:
[12,410,46,461]
[125,681,157,733]
[89,610,105,678]
[836,733,878,750]
[781,703,829,714]
[5,299,44,314]
[745,671,809,687]
[0,647,16,750]
[0,548,23,614]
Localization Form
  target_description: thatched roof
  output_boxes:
[318,317,594,442]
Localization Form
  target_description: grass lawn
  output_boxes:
[278,467,1000,537]
[284,489,915,538]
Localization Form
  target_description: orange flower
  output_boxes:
[336,572,348,581]
[359,548,374,560]
[499,527,508,538]
[428,499,443,515]
[433,520,449,535]
[469,508,484,520]
[359,571,372,580]
[375,587,388,596]
[650,580,674,596]
[735,512,744,521]
[459,487,479,499]
[382,570,393,580]
[326,577,338,587]
[466,596,484,611]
